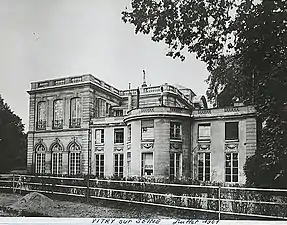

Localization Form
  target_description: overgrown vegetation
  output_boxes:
[0,95,26,173]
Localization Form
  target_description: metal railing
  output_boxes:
[1,174,287,220]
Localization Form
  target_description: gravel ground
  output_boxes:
[0,192,209,218]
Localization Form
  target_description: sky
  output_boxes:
[0,0,209,131]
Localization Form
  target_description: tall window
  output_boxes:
[106,103,111,116]
[114,153,124,178]
[51,143,63,175]
[198,124,211,141]
[95,154,104,178]
[198,152,211,181]
[170,153,182,179]
[225,153,239,182]
[95,129,104,144]
[141,120,154,140]
[142,153,153,176]
[35,144,46,174]
[53,99,64,129]
[69,142,81,175]
[170,122,181,140]
[127,125,131,142]
[225,122,239,141]
[37,101,46,130]
[95,98,106,118]
[127,152,131,177]
[114,128,124,144]
[70,97,81,128]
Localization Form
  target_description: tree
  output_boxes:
[122,0,287,187]
[0,95,26,173]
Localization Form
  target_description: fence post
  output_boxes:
[12,173,15,193]
[86,175,90,203]
[218,186,221,220]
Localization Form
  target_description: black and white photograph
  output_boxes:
[0,0,286,223]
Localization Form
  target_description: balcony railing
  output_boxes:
[52,119,63,129]
[69,118,81,128]
[36,120,46,130]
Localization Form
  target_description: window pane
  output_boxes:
[225,122,239,140]
[225,152,239,183]
[233,168,238,174]
[142,153,153,176]
[71,98,81,119]
[226,175,231,182]
[114,128,124,143]
[170,122,181,139]
[96,129,104,144]
[198,124,211,140]
[53,99,63,129]
[37,102,46,130]
[226,168,231,175]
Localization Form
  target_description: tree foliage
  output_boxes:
[0,95,26,173]
[123,0,287,187]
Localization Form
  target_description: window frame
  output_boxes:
[170,121,182,140]
[69,152,81,175]
[70,97,81,128]
[141,119,154,141]
[225,152,239,183]
[114,128,124,144]
[225,122,239,141]
[114,153,124,178]
[170,152,182,180]
[141,152,154,176]
[37,101,47,130]
[95,153,105,178]
[198,123,211,141]
[95,129,105,144]
[53,99,64,129]
[51,142,63,175]
[35,153,45,174]
[52,152,63,175]
[68,142,81,175]
[198,152,211,182]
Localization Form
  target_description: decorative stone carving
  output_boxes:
[225,143,239,150]
[170,142,182,150]
[71,136,78,142]
[198,144,210,151]
[141,142,154,150]
[114,146,124,152]
[95,147,104,152]
[224,107,239,112]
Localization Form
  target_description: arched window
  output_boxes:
[37,101,46,130]
[35,144,46,174]
[70,97,81,128]
[51,142,63,175]
[53,99,63,129]
[68,142,81,175]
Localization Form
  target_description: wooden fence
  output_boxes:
[0,174,287,220]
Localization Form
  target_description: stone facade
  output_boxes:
[27,74,257,184]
